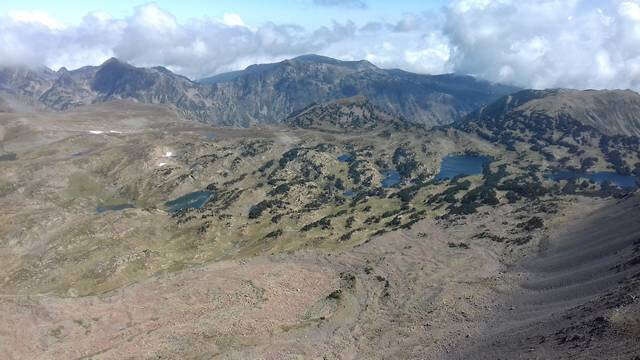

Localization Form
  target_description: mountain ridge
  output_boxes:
[199,54,518,126]
[0,55,518,127]
[467,88,640,137]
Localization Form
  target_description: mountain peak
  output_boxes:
[288,54,378,70]
[289,54,332,62]
[290,54,340,63]
[101,57,127,67]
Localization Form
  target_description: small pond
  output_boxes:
[381,170,402,188]
[337,154,354,163]
[549,171,639,189]
[435,155,492,181]
[72,149,93,157]
[343,190,355,197]
[165,190,215,213]
[96,203,135,213]
[0,153,17,161]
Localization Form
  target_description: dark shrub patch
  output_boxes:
[264,229,283,239]
[518,217,544,231]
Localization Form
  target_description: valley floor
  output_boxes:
[3,195,638,359]
[0,103,639,359]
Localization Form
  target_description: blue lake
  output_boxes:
[165,190,214,213]
[435,155,492,181]
[381,170,402,188]
[96,203,135,213]
[337,154,354,163]
[549,171,639,189]
[343,190,355,197]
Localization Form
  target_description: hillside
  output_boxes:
[469,89,640,137]
[284,96,414,133]
[458,89,640,177]
[457,194,640,359]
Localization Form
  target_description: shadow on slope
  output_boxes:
[457,195,640,359]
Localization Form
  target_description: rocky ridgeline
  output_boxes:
[0,55,517,127]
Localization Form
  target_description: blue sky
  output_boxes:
[0,0,446,29]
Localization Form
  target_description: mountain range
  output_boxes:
[0,55,517,127]
[2,56,640,140]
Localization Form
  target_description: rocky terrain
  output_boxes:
[468,88,640,137]
[0,79,639,358]
[0,66,59,99]
[455,194,640,359]
[198,54,517,126]
[0,55,517,127]
[1,59,217,122]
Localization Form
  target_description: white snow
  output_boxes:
[164,151,173,157]
[89,130,123,135]
[158,162,167,167]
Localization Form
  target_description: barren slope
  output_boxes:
[455,195,640,359]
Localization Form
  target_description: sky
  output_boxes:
[0,0,445,29]
[1,0,640,90]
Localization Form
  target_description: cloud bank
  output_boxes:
[2,0,640,90]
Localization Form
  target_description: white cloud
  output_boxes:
[619,1,640,21]
[442,0,640,89]
[1,1,640,90]
[451,0,493,13]
[135,4,177,31]
[7,10,66,30]
[222,13,246,27]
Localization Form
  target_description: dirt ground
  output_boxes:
[4,195,638,359]
[0,216,498,359]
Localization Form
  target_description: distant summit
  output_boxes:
[35,57,212,114]
[199,55,379,85]
[198,54,518,126]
